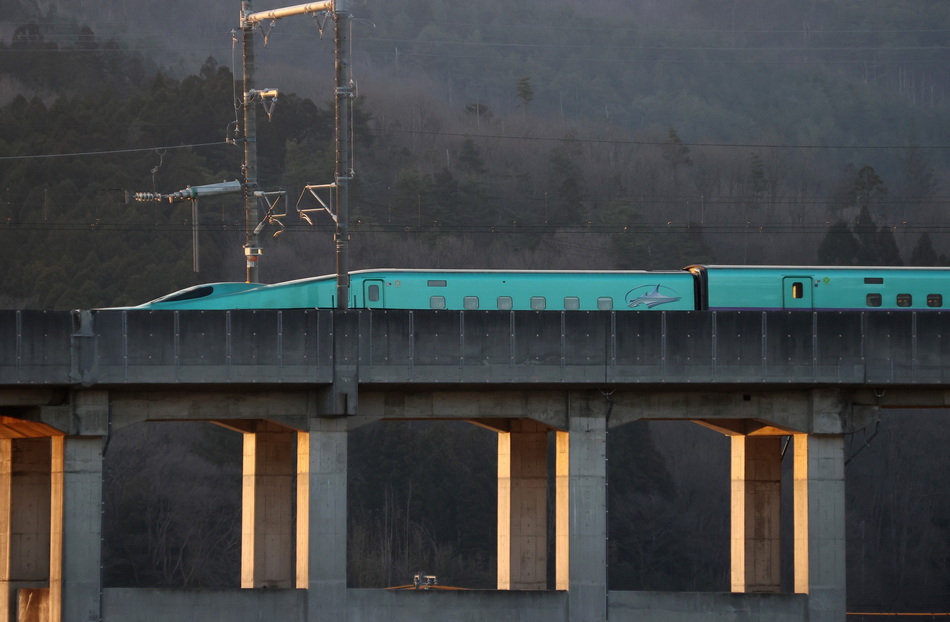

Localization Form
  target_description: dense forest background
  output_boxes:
[4,0,950,309]
[2,0,949,613]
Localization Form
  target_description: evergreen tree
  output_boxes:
[817,221,858,265]
[457,138,486,177]
[662,128,692,190]
[748,152,770,206]
[854,205,882,265]
[910,233,941,266]
[897,142,938,223]
[547,138,584,223]
[853,165,889,214]
[898,142,938,200]
[516,76,534,117]
[875,226,903,266]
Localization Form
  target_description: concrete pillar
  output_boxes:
[48,437,62,622]
[307,418,347,622]
[241,422,297,589]
[57,435,103,622]
[566,414,606,622]
[497,419,548,590]
[0,439,10,622]
[730,435,781,593]
[794,433,846,622]
[555,430,569,591]
[296,431,309,589]
[1,438,52,622]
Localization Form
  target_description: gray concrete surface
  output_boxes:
[4,308,941,621]
[4,308,950,389]
[101,588,814,622]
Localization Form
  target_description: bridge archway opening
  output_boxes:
[606,420,731,592]
[844,408,950,613]
[348,419,498,589]
[101,421,242,588]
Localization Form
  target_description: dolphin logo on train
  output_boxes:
[625,284,682,309]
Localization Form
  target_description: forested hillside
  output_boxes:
[3,0,950,309]
[2,0,950,613]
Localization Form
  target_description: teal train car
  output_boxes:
[122,266,950,312]
[128,269,697,311]
[690,265,950,311]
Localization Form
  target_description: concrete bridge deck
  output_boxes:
[4,308,950,390]
[3,309,949,622]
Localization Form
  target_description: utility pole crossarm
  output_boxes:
[131,181,242,274]
[132,180,243,203]
[242,1,333,25]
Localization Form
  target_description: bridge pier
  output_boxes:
[228,415,348,619]
[306,417,347,622]
[1,393,105,622]
[563,413,607,622]
[1,437,53,622]
[237,421,299,589]
[497,419,549,590]
[730,435,781,593]
[710,397,847,620]
[492,410,608,621]
[58,435,104,622]
[794,433,846,622]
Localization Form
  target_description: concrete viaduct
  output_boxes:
[2,308,948,622]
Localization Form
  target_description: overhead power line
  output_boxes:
[374,127,950,151]
[0,141,230,162]
[4,131,940,166]
[364,36,950,54]
[5,222,950,235]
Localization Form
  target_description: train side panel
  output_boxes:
[699,268,791,310]
[812,268,950,310]
[126,270,697,311]
[697,266,950,311]
[355,270,696,311]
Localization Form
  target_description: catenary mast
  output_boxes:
[240,0,350,308]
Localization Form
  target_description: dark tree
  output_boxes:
[516,76,534,115]
[457,138,486,177]
[909,233,941,266]
[818,221,858,265]
[662,128,692,189]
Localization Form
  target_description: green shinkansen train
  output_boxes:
[120,266,950,312]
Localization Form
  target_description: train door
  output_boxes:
[782,277,813,309]
[363,279,385,308]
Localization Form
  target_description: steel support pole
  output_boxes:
[334,0,351,309]
[242,1,262,283]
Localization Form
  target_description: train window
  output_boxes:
[564,296,580,310]
[928,294,943,308]
[497,296,513,310]
[791,282,804,299]
[597,297,613,311]
[866,293,882,307]
[530,296,546,310]
[160,285,214,302]
[896,294,912,307]
[428,280,447,287]
[463,296,479,310]
[429,296,446,310]
[367,284,380,302]
[864,277,884,285]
